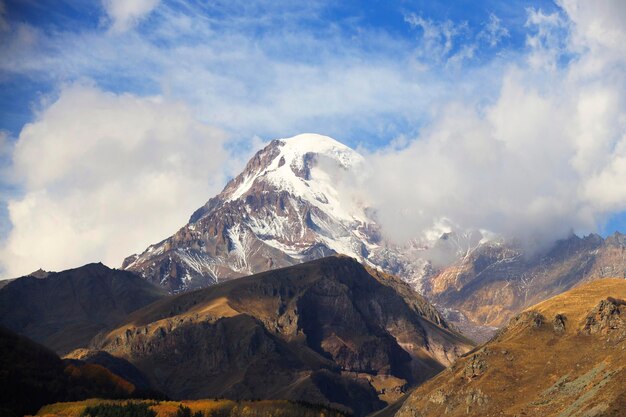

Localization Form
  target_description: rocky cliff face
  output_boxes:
[94,256,473,417]
[423,232,626,340]
[395,278,626,417]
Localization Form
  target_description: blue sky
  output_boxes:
[1,0,625,277]
[0,0,560,141]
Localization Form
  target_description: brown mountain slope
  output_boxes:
[0,263,167,354]
[424,232,626,340]
[91,256,473,417]
[395,278,626,417]
[0,326,146,417]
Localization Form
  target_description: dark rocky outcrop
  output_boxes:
[582,298,625,340]
[553,314,567,333]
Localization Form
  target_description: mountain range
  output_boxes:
[120,134,626,340]
[1,134,625,416]
[7,261,624,417]
[0,256,472,417]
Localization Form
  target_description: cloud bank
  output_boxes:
[361,0,626,250]
[0,84,228,277]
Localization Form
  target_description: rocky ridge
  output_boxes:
[424,232,626,340]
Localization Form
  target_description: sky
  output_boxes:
[0,0,625,278]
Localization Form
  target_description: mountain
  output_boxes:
[0,326,147,417]
[394,278,626,417]
[123,133,384,293]
[0,263,167,354]
[92,256,473,416]
[424,232,626,341]
[121,133,626,339]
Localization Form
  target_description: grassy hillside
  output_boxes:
[36,399,348,417]
[395,278,626,417]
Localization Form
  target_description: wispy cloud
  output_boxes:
[478,13,510,47]
[102,0,161,32]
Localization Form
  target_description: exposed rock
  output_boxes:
[582,298,625,340]
[465,388,488,411]
[428,390,447,405]
[464,351,488,379]
[509,311,545,330]
[553,314,567,333]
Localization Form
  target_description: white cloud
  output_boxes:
[0,83,229,278]
[102,0,160,32]
[524,8,568,70]
[404,14,471,65]
[478,13,509,47]
[359,2,626,250]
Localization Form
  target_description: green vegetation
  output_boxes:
[174,405,202,417]
[81,402,156,417]
[38,399,351,417]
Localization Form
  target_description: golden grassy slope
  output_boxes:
[36,399,347,417]
[395,278,626,417]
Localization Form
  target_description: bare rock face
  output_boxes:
[582,297,625,340]
[422,232,626,340]
[95,257,474,417]
[553,314,567,333]
[463,350,489,379]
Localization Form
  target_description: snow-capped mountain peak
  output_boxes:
[123,134,377,292]
[222,134,365,221]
